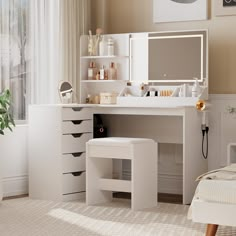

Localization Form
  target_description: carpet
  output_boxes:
[0,198,235,236]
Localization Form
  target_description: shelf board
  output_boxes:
[99,178,131,192]
[81,55,129,59]
[81,80,129,83]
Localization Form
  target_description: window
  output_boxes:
[0,0,30,120]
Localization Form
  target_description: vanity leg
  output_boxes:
[206,224,218,236]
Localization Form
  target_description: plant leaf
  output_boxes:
[0,89,15,134]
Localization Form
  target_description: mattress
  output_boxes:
[194,179,236,204]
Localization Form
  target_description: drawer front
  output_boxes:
[62,133,93,154]
[62,107,92,121]
[62,171,85,194]
[62,192,85,201]
[62,120,92,134]
[62,153,86,173]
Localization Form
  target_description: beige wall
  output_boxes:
[92,0,236,94]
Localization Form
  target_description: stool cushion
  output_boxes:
[87,137,155,147]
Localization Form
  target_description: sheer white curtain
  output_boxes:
[0,0,30,120]
[30,0,90,104]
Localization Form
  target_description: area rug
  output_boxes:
[0,198,235,236]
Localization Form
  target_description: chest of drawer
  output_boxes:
[62,153,86,173]
[62,107,92,121]
[62,171,85,194]
[62,120,92,134]
[62,133,93,154]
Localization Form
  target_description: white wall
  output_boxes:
[0,125,28,197]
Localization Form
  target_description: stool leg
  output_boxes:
[86,156,113,205]
[132,142,158,210]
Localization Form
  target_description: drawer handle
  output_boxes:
[71,120,82,125]
[71,171,84,176]
[71,133,83,138]
[72,152,84,157]
[72,107,82,112]
[71,133,91,138]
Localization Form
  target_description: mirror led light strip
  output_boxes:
[129,34,205,83]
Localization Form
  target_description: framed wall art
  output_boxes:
[214,0,236,16]
[153,0,208,23]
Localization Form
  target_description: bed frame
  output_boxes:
[191,198,236,236]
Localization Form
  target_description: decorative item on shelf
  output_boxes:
[88,61,97,80]
[100,92,118,104]
[99,65,106,80]
[192,78,201,97]
[85,94,92,104]
[95,71,100,80]
[93,95,100,104]
[179,84,190,97]
[88,30,95,56]
[120,83,147,97]
[159,90,173,97]
[58,81,73,104]
[99,35,107,56]
[146,89,156,97]
[88,28,103,56]
[107,37,115,56]
[108,62,117,80]
[145,89,173,97]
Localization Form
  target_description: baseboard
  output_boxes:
[2,175,28,197]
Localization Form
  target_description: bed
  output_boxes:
[188,164,236,236]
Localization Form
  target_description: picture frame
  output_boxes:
[153,0,208,23]
[214,0,236,16]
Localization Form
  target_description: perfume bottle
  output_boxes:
[107,37,114,56]
[108,62,117,80]
[99,36,107,56]
[100,65,105,80]
[85,94,91,104]
[88,61,97,80]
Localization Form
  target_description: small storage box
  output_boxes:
[100,92,118,104]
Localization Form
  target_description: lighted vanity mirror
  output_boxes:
[130,30,208,83]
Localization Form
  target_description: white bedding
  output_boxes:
[196,163,236,181]
[192,164,236,204]
[194,179,236,204]
[188,164,236,220]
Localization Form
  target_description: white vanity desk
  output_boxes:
[28,103,207,204]
[29,29,209,204]
[82,103,207,205]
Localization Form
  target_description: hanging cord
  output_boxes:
[201,125,209,159]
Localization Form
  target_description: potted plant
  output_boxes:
[0,89,15,135]
[0,89,15,201]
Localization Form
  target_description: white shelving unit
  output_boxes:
[80,33,130,104]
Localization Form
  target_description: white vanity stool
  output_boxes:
[86,137,158,210]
